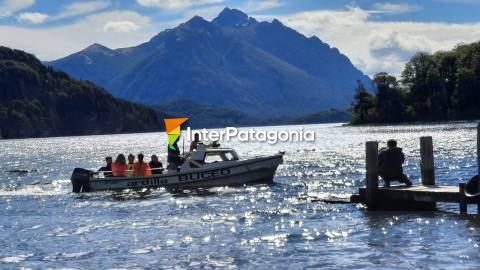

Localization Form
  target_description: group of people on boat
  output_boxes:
[98,153,164,177]
[96,133,206,177]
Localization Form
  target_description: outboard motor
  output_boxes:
[70,168,92,193]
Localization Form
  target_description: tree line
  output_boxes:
[351,41,480,124]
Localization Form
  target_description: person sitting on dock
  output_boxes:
[378,139,412,187]
[127,154,135,177]
[133,153,152,176]
[112,154,128,177]
[98,156,113,177]
[149,154,164,175]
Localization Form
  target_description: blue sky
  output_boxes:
[1,0,480,76]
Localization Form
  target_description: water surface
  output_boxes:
[1,122,479,269]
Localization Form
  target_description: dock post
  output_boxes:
[477,123,480,214]
[459,183,467,214]
[477,123,480,176]
[420,136,435,186]
[366,141,379,207]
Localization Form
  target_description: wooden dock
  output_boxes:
[351,184,480,212]
[351,123,480,214]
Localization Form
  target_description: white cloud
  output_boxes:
[372,2,421,14]
[244,0,284,12]
[12,1,111,25]
[16,12,48,24]
[0,10,157,60]
[51,1,111,20]
[103,21,140,32]
[136,0,223,10]
[0,0,34,17]
[272,7,480,76]
[369,30,433,54]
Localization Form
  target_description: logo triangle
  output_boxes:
[164,118,189,133]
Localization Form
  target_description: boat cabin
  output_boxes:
[181,144,240,170]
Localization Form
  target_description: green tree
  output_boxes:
[373,72,404,122]
[401,52,436,118]
[433,51,457,112]
[351,80,375,124]
[452,67,478,118]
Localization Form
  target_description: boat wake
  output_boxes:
[0,179,71,196]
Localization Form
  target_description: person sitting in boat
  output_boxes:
[378,139,412,187]
[98,156,112,177]
[149,154,164,175]
[112,154,128,177]
[190,133,201,152]
[133,153,152,176]
[127,154,135,177]
[189,143,206,168]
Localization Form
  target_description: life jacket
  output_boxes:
[112,163,128,177]
[133,162,152,176]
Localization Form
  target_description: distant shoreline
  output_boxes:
[344,119,479,127]
[5,119,480,141]
[0,121,349,141]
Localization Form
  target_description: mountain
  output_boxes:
[0,46,163,139]
[153,100,262,128]
[153,100,350,128]
[49,8,371,117]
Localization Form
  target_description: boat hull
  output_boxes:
[71,154,283,192]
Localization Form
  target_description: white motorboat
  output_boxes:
[70,144,284,192]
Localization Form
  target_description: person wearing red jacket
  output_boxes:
[112,154,128,177]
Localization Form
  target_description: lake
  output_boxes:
[1,122,479,269]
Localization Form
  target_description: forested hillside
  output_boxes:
[0,47,162,139]
[352,41,480,124]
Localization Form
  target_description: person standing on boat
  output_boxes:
[98,157,112,177]
[167,141,182,171]
[190,133,202,152]
[112,154,128,177]
[133,153,152,176]
[127,154,135,177]
[149,155,163,175]
[378,139,412,187]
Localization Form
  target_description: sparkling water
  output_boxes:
[1,122,479,269]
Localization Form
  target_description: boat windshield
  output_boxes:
[204,151,238,163]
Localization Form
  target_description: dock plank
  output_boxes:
[357,185,479,204]
[383,185,458,193]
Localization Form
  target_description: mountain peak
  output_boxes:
[272,19,283,26]
[83,43,112,53]
[183,15,211,29]
[50,8,372,117]
[212,7,250,27]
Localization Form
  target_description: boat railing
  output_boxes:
[91,168,165,179]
